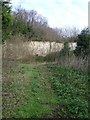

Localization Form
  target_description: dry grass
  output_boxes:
[45,52,88,71]
[58,55,88,71]
[2,35,36,62]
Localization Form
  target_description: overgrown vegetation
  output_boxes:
[1,0,79,43]
[46,64,88,118]
[2,0,89,119]
[2,60,89,118]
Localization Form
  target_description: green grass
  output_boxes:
[45,64,89,118]
[3,62,58,118]
[3,60,89,118]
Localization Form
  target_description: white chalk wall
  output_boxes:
[3,41,77,58]
[23,41,77,56]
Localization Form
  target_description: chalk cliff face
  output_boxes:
[24,42,64,56]
[23,41,77,56]
[3,41,77,58]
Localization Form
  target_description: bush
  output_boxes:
[74,28,90,58]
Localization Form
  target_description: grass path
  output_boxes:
[3,60,88,118]
[3,61,59,118]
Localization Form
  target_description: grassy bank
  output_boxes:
[46,64,88,118]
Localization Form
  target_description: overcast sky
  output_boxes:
[11,0,89,30]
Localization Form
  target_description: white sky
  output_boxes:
[11,0,89,30]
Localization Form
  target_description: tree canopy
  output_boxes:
[74,28,90,58]
[1,0,12,42]
[1,1,79,43]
